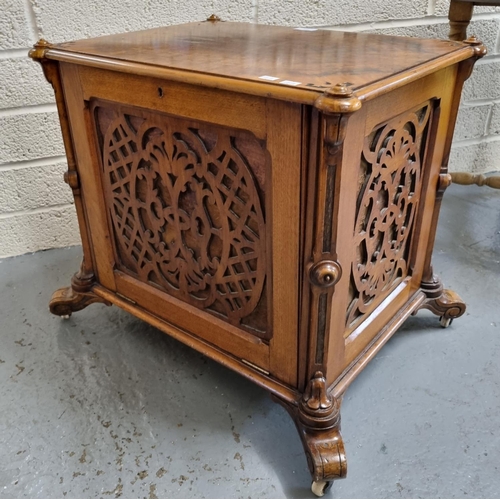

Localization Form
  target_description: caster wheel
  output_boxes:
[439,316,453,328]
[61,314,71,320]
[311,480,333,497]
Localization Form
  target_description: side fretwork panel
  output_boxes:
[300,66,461,387]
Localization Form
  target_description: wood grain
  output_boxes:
[44,21,476,105]
[31,20,483,493]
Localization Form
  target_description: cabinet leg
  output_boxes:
[418,274,466,326]
[49,262,110,318]
[273,372,347,496]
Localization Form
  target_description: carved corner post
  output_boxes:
[418,38,486,326]
[305,82,362,377]
[274,85,361,496]
[29,40,108,317]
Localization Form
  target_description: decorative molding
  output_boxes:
[206,14,221,22]
[463,35,487,59]
[301,371,335,415]
[28,39,52,62]
[63,170,80,192]
[314,83,362,115]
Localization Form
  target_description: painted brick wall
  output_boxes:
[1,0,499,258]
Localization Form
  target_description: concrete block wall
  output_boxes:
[1,0,499,258]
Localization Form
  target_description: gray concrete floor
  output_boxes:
[1,183,499,499]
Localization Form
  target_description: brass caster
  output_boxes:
[311,480,333,497]
[440,316,453,328]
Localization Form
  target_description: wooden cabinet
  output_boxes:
[30,19,485,495]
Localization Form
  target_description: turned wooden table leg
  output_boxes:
[449,0,474,41]
[451,172,500,188]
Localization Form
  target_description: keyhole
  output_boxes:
[158,87,164,98]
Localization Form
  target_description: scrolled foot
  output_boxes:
[421,287,466,322]
[49,263,110,317]
[418,275,466,325]
[300,424,346,485]
[273,372,347,490]
[49,285,105,317]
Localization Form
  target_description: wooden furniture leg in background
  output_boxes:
[448,0,500,187]
[450,172,500,188]
[449,0,500,41]
[449,0,475,40]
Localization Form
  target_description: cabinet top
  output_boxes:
[40,20,480,106]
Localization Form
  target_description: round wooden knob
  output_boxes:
[310,260,342,288]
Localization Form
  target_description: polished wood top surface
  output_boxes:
[51,21,468,94]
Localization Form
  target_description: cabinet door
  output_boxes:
[60,62,301,387]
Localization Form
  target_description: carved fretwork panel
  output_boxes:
[346,103,433,329]
[92,102,270,338]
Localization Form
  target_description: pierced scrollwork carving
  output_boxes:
[94,104,269,336]
[346,103,433,328]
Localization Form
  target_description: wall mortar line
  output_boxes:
[0,203,75,221]
[0,156,67,172]
[484,107,495,137]
[462,100,500,107]
[453,133,500,147]
[0,103,58,118]
[428,0,436,16]
[0,49,32,59]
[252,0,259,23]
[320,11,500,31]
[23,0,40,43]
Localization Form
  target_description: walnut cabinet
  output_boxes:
[30,19,485,495]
